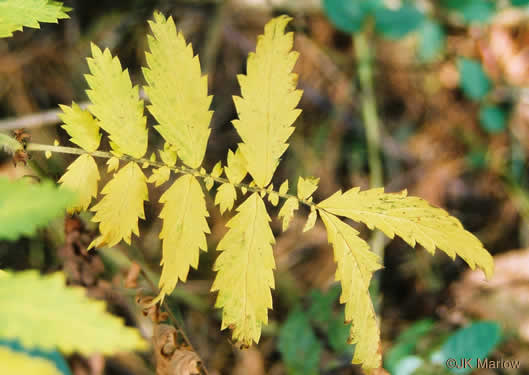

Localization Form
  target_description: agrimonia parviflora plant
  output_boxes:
[1,9,494,372]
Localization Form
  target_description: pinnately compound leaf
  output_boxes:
[0,177,76,241]
[143,12,213,169]
[319,211,383,370]
[85,44,148,158]
[0,346,61,375]
[156,174,210,302]
[0,0,70,38]
[0,271,147,354]
[318,187,494,279]
[89,162,148,249]
[232,16,302,188]
[212,193,275,346]
[59,102,101,152]
[59,153,100,213]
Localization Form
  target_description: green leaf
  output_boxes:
[384,319,435,373]
[0,271,148,354]
[457,58,491,100]
[279,309,322,375]
[479,105,508,133]
[442,0,496,23]
[328,316,353,354]
[511,0,529,6]
[374,4,425,39]
[322,0,380,33]
[0,178,76,241]
[0,0,70,38]
[308,285,341,324]
[418,20,445,62]
[393,356,424,375]
[431,321,502,374]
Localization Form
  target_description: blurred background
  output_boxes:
[1,0,529,374]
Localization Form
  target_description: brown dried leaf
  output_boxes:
[153,324,200,375]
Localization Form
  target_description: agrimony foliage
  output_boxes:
[0,0,70,38]
[45,12,495,371]
[0,271,147,353]
[0,178,76,241]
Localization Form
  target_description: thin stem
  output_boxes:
[26,142,318,210]
[354,29,386,313]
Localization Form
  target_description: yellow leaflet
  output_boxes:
[0,0,70,38]
[278,196,299,231]
[268,191,279,206]
[147,166,171,187]
[319,211,383,370]
[303,207,317,232]
[279,179,289,195]
[143,12,212,169]
[212,193,275,346]
[225,148,247,184]
[211,161,223,178]
[59,154,100,213]
[0,347,60,375]
[157,175,210,301]
[89,162,148,249]
[318,188,494,279]
[215,183,237,214]
[159,142,177,166]
[232,16,302,188]
[85,44,148,158]
[59,102,101,152]
[297,176,319,200]
[106,157,119,173]
[0,271,147,354]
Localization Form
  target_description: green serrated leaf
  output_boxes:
[279,309,322,375]
[0,178,76,241]
[0,271,147,354]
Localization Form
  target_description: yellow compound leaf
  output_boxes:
[225,148,247,184]
[215,183,237,214]
[59,154,100,213]
[0,271,147,354]
[318,187,494,279]
[211,161,223,178]
[319,211,383,370]
[212,193,275,346]
[297,176,319,200]
[278,196,299,232]
[89,162,148,249]
[156,174,210,302]
[232,16,302,188]
[147,166,171,187]
[0,347,60,375]
[59,102,101,152]
[85,44,148,158]
[303,207,317,232]
[143,12,212,168]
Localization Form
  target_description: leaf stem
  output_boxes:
[26,142,318,209]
